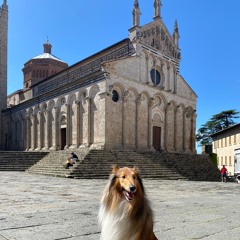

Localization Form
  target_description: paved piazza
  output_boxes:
[0,172,240,240]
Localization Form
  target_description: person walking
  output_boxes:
[220,165,228,183]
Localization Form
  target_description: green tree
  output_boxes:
[196,109,239,146]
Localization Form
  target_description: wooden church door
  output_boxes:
[152,126,161,151]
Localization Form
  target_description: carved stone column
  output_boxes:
[146,55,150,84]
[53,106,59,150]
[136,94,143,149]
[37,111,43,150]
[31,113,36,150]
[173,107,178,151]
[191,112,197,153]
[164,106,168,151]
[65,103,70,148]
[26,115,31,150]
[173,66,177,94]
[167,64,170,91]
[122,91,129,148]
[20,117,24,150]
[44,109,50,149]
[183,110,186,152]
[85,97,91,147]
[148,98,154,149]
[135,97,139,149]
[75,100,80,148]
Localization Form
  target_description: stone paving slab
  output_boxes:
[0,172,240,239]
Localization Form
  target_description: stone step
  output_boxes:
[0,151,49,171]
[0,149,221,181]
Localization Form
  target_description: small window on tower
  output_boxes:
[150,69,161,85]
[112,90,119,103]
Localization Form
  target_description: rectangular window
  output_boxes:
[234,134,237,144]
[225,156,227,165]
[229,136,232,145]
[221,156,223,166]
[229,156,232,166]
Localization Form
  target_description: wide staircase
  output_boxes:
[26,149,220,181]
[26,149,90,177]
[0,151,49,171]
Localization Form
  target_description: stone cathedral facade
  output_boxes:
[0,0,197,153]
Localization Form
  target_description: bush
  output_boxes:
[209,153,218,167]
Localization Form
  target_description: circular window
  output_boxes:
[61,98,66,105]
[112,90,119,102]
[150,69,161,85]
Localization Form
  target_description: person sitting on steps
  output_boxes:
[63,158,73,169]
[70,152,79,164]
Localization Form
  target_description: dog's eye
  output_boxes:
[133,176,136,179]
[122,175,126,179]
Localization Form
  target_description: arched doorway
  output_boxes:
[60,127,66,150]
[152,126,161,151]
[60,115,67,150]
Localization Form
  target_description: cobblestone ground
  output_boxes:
[0,172,240,240]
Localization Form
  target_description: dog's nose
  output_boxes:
[130,186,136,193]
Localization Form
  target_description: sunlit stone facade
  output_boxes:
[0,1,197,153]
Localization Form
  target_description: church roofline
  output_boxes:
[179,74,198,98]
[7,89,23,98]
[68,38,131,69]
[32,53,66,63]
[31,38,133,89]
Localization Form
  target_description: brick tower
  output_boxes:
[0,0,8,149]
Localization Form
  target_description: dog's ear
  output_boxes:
[133,166,140,174]
[112,165,119,174]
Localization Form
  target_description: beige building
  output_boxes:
[211,123,240,175]
[0,0,197,153]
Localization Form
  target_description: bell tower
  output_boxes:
[0,0,8,149]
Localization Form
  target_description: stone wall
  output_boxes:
[0,3,8,150]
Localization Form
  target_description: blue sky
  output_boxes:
[6,0,240,151]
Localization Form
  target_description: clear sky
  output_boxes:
[6,0,240,151]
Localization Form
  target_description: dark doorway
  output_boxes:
[61,128,66,150]
[153,126,161,151]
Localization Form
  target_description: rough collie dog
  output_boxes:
[98,165,158,240]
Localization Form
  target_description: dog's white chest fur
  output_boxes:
[99,203,136,240]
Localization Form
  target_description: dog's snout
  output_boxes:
[130,186,136,193]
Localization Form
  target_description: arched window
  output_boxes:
[112,90,119,102]
[150,69,161,85]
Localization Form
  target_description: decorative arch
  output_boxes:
[89,84,101,145]
[67,93,77,105]
[137,91,149,149]
[111,82,125,102]
[165,101,177,151]
[56,96,66,108]
[123,88,138,148]
[184,107,195,152]
[176,104,184,151]
[152,93,167,109]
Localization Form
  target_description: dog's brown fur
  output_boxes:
[99,165,158,240]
